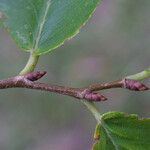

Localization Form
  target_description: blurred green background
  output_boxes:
[0,0,150,149]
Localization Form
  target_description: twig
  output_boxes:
[88,79,149,91]
[0,71,149,102]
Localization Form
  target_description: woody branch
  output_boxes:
[0,71,149,102]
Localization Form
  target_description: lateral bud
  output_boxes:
[84,92,107,102]
[123,79,149,91]
[25,71,47,81]
[78,89,107,102]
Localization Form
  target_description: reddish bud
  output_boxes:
[123,79,149,91]
[25,71,47,81]
[84,92,107,101]
[78,89,107,102]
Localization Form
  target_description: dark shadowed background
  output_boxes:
[0,0,150,149]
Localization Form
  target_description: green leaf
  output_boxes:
[0,0,101,55]
[93,112,150,150]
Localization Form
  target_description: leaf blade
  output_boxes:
[0,0,101,55]
[93,112,150,150]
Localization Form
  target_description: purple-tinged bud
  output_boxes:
[84,92,107,101]
[77,89,107,102]
[25,71,47,81]
[123,79,149,91]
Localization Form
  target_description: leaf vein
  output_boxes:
[102,124,119,150]
[33,0,51,51]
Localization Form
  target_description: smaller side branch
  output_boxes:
[88,79,149,92]
[0,71,149,102]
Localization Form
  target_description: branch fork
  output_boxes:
[0,71,149,102]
